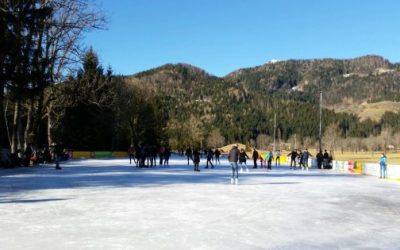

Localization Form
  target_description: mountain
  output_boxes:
[226,55,400,106]
[121,56,400,142]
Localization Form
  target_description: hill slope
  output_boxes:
[121,56,400,144]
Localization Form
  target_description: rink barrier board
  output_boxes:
[71,151,91,159]
[112,151,129,158]
[332,160,400,181]
[71,151,128,159]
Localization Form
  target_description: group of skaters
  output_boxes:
[251,148,281,170]
[185,147,221,172]
[7,142,66,169]
[287,148,333,170]
[228,145,276,184]
[128,145,171,168]
[134,144,335,185]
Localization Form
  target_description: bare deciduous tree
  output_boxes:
[206,129,225,149]
[256,134,270,150]
[322,123,340,151]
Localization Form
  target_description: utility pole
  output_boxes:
[273,112,276,154]
[319,90,322,152]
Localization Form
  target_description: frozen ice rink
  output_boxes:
[1,155,400,250]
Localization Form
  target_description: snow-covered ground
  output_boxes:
[1,155,400,250]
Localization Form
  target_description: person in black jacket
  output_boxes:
[192,149,200,172]
[24,143,33,167]
[186,147,193,165]
[287,149,299,169]
[128,145,135,165]
[205,149,214,169]
[52,142,63,170]
[228,145,240,184]
[316,150,324,169]
[252,148,259,168]
[239,148,249,172]
[323,150,331,169]
[214,148,221,165]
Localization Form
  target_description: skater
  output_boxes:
[275,150,281,167]
[239,148,249,172]
[205,149,214,168]
[140,146,146,167]
[287,149,298,169]
[186,147,193,165]
[252,148,259,168]
[266,150,273,170]
[192,149,200,172]
[134,145,141,167]
[150,145,157,167]
[43,145,52,164]
[214,148,221,165]
[128,145,135,165]
[24,143,33,167]
[323,150,331,169]
[52,142,63,170]
[158,145,165,165]
[316,150,323,169]
[379,153,387,179]
[164,147,171,166]
[301,149,312,171]
[260,153,266,168]
[228,145,240,184]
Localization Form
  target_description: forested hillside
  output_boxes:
[120,56,400,151]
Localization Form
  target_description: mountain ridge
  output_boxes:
[123,55,400,126]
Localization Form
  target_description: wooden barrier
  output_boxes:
[71,151,92,160]
[71,151,128,159]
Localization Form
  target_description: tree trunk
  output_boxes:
[33,93,44,146]
[24,96,35,149]
[0,82,9,149]
[47,104,52,146]
[11,101,23,153]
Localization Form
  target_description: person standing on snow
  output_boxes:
[52,142,63,170]
[214,148,221,165]
[379,153,387,179]
[192,149,200,172]
[252,148,259,169]
[205,149,214,169]
[228,145,240,184]
[239,148,249,172]
[275,150,281,167]
[316,150,324,169]
[128,145,135,165]
[266,150,273,170]
[287,149,298,169]
[301,149,312,171]
[186,147,193,165]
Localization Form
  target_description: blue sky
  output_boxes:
[85,0,400,76]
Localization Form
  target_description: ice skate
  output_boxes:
[231,178,234,184]
[235,178,238,184]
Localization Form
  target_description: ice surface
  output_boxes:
[1,155,400,250]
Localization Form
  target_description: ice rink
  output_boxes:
[1,155,400,250]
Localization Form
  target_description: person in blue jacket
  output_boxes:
[379,153,387,179]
